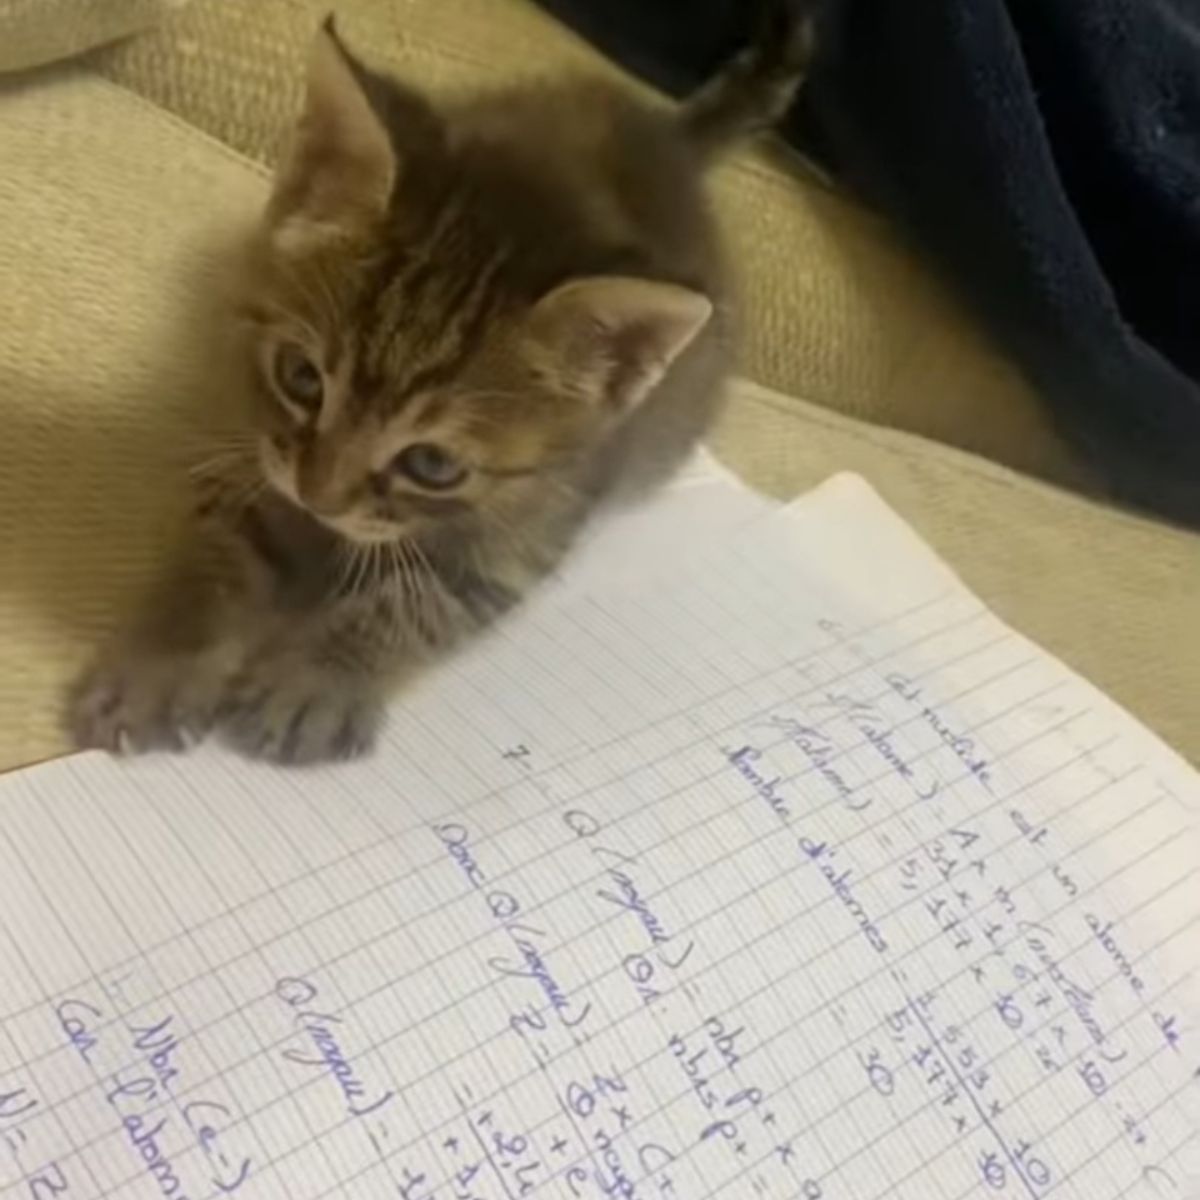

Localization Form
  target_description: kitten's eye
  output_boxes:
[273,344,324,413]
[392,443,467,491]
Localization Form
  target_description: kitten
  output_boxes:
[68,1,814,764]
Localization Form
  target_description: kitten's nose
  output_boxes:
[296,446,350,517]
[302,490,349,519]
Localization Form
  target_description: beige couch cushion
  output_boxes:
[91,0,1090,492]
[0,0,184,73]
[0,68,1196,772]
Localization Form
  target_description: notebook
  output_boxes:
[0,468,1195,1200]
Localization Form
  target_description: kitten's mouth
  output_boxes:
[258,441,410,545]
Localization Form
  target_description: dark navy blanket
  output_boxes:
[533,0,1200,527]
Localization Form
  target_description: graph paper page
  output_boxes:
[0,473,1195,1200]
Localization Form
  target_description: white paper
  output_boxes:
[0,473,1195,1200]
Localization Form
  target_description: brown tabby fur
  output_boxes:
[68,1,814,764]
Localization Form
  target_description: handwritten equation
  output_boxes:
[0,485,1196,1200]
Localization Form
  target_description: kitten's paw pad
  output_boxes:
[68,660,218,754]
[220,676,379,765]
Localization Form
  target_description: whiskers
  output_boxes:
[333,535,447,647]
[186,434,266,513]
[336,540,389,597]
[185,432,258,477]
[335,538,440,620]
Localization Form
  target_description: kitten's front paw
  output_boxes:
[219,665,380,765]
[68,657,220,754]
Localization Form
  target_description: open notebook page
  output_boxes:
[0,473,1195,1200]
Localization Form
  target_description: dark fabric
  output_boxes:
[534,0,1200,527]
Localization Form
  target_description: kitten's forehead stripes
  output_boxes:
[388,252,509,406]
[348,186,514,416]
[348,257,510,413]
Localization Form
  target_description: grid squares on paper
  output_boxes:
[0,482,1195,1200]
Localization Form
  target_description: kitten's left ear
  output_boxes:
[268,18,397,232]
[523,276,713,415]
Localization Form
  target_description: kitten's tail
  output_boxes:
[680,0,817,155]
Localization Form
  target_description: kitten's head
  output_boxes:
[238,22,712,546]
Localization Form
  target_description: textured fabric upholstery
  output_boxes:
[0,0,185,73]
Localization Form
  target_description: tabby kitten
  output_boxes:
[69,2,814,764]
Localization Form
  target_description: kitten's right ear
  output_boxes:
[522,277,713,416]
[267,18,397,234]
